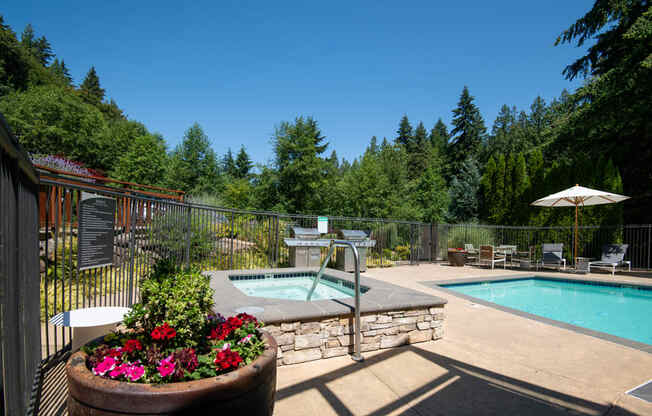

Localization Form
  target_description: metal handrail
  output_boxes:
[307,239,364,362]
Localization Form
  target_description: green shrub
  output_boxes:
[123,260,214,348]
[395,245,410,260]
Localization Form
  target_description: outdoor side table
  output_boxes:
[447,249,467,267]
[49,306,131,351]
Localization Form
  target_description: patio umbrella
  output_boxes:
[531,185,629,262]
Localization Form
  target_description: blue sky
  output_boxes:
[5,1,592,165]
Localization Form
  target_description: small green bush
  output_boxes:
[123,260,214,348]
[395,245,411,260]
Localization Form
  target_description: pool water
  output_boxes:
[231,276,356,301]
[443,278,652,345]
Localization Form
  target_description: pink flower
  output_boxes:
[125,363,145,382]
[109,363,127,379]
[221,343,231,351]
[92,356,116,376]
[157,355,176,378]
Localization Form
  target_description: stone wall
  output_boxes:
[261,306,445,366]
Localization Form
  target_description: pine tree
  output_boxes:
[395,115,413,147]
[511,153,530,224]
[368,136,379,154]
[480,156,497,222]
[235,146,253,179]
[491,154,506,224]
[429,118,448,154]
[416,146,449,223]
[50,58,72,85]
[79,66,105,105]
[449,86,487,177]
[409,122,429,180]
[223,148,237,177]
[448,157,481,222]
[504,154,515,217]
[20,24,53,65]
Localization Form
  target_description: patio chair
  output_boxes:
[539,243,566,270]
[588,244,631,276]
[478,245,506,270]
[464,244,478,262]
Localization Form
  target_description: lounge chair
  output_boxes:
[464,244,478,262]
[588,244,631,276]
[479,245,505,270]
[539,243,566,270]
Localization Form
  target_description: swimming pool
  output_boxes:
[229,273,368,301]
[442,278,652,345]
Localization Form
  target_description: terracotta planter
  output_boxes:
[447,250,466,267]
[66,331,277,415]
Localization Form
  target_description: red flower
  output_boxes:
[208,324,232,340]
[106,348,123,358]
[236,313,258,325]
[213,348,243,371]
[226,316,243,330]
[151,323,176,341]
[123,339,142,354]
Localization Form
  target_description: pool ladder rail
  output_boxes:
[307,239,364,363]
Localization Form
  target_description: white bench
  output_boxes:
[49,306,131,351]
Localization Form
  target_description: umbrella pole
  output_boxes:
[574,204,578,264]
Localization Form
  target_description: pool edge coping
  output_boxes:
[419,274,652,355]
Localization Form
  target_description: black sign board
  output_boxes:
[78,192,116,270]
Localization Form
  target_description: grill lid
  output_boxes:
[291,226,321,239]
[338,229,368,240]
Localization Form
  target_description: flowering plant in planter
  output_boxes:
[81,260,265,384]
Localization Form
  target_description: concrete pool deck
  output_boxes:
[274,264,652,415]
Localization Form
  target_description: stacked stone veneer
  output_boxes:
[261,306,445,366]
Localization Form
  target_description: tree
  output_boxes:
[272,116,330,213]
[448,86,487,177]
[491,154,507,224]
[20,24,53,66]
[395,115,413,147]
[480,156,496,222]
[555,0,652,222]
[166,123,222,195]
[409,121,430,180]
[510,153,530,224]
[429,118,448,154]
[415,146,449,223]
[222,148,237,177]
[112,134,168,186]
[50,58,72,85]
[448,157,481,222]
[235,146,253,179]
[79,66,105,105]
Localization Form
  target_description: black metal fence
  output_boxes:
[436,223,652,269]
[0,115,41,415]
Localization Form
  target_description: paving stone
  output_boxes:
[362,330,377,336]
[408,329,433,344]
[433,326,444,339]
[338,335,354,346]
[327,325,344,337]
[382,327,399,336]
[282,348,322,365]
[369,323,394,330]
[295,334,321,350]
[326,340,341,348]
[423,314,433,321]
[430,320,443,329]
[380,334,409,349]
[429,307,443,315]
[404,309,428,316]
[361,314,377,323]
[376,315,392,324]
[280,344,294,352]
[360,342,380,352]
[262,325,281,336]
[363,335,381,344]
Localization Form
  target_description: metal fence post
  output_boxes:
[229,212,234,269]
[127,200,137,305]
[185,205,192,269]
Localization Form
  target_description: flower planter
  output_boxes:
[66,331,278,415]
[447,250,466,267]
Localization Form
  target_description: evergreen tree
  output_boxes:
[429,118,448,154]
[50,58,72,85]
[166,123,222,195]
[395,115,413,147]
[480,156,497,222]
[491,154,507,224]
[415,146,449,223]
[79,66,105,105]
[223,148,237,177]
[20,24,53,66]
[368,136,379,154]
[448,157,481,222]
[409,121,429,180]
[448,86,487,177]
[112,134,168,186]
[235,146,253,179]
[510,153,530,224]
[273,116,330,213]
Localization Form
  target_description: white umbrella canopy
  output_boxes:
[531,184,630,262]
[531,184,629,207]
